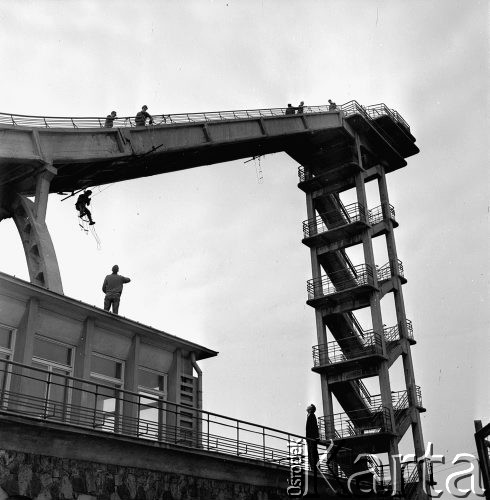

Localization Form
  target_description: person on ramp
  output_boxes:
[75,190,95,225]
[135,105,153,126]
[102,265,131,314]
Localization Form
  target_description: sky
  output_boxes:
[0,0,488,494]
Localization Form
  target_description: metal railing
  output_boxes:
[302,203,367,238]
[319,407,394,439]
[312,317,414,368]
[0,359,326,469]
[368,203,396,225]
[307,264,374,300]
[0,100,410,131]
[377,259,405,282]
[312,332,383,366]
[318,387,422,440]
[302,202,396,239]
[364,103,411,133]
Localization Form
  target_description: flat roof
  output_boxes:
[0,271,218,361]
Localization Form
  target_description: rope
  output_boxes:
[89,224,102,250]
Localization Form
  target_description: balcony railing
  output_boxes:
[0,359,327,470]
[302,203,367,238]
[312,333,383,367]
[302,203,396,239]
[377,259,405,282]
[364,103,411,133]
[318,387,422,440]
[368,204,396,225]
[319,407,394,439]
[0,100,410,131]
[307,264,374,300]
[312,319,414,368]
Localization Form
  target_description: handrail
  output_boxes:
[0,99,410,131]
[307,263,374,299]
[302,202,367,238]
[312,319,414,368]
[319,407,394,439]
[0,358,327,467]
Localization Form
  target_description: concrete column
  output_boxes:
[354,137,400,487]
[305,193,334,431]
[34,164,57,221]
[121,334,140,436]
[9,298,39,409]
[12,298,38,365]
[377,169,426,462]
[72,317,95,423]
[167,348,182,442]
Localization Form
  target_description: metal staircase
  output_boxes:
[292,103,427,497]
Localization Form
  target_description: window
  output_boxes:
[138,367,167,440]
[30,336,74,420]
[89,354,124,433]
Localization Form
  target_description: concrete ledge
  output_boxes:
[0,414,289,488]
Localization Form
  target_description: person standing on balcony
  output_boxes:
[104,110,117,127]
[285,103,295,115]
[328,99,338,111]
[102,265,131,314]
[75,190,95,225]
[297,101,305,114]
[135,105,153,126]
[306,403,319,495]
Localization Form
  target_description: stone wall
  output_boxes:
[0,450,287,500]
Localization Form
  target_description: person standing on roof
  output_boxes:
[104,111,117,127]
[285,103,295,115]
[328,99,338,111]
[135,105,153,126]
[297,101,305,114]
[102,265,131,314]
[75,190,95,225]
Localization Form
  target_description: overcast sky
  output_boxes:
[0,0,488,492]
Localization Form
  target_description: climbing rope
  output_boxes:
[243,155,264,184]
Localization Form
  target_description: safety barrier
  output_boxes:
[0,358,327,469]
[0,100,410,131]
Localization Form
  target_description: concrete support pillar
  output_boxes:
[9,298,39,409]
[305,193,334,432]
[72,317,95,423]
[167,348,182,442]
[34,163,57,221]
[377,168,426,464]
[123,334,140,436]
[12,298,38,366]
[354,137,400,487]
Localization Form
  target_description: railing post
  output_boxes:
[206,413,210,451]
[263,428,266,463]
[93,384,99,428]
[236,421,240,456]
[43,371,52,419]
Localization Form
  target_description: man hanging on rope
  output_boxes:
[75,190,95,225]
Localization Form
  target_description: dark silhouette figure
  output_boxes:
[75,190,95,225]
[297,101,305,114]
[328,99,337,111]
[306,403,320,495]
[102,265,131,314]
[135,105,153,126]
[104,110,117,127]
[285,103,295,115]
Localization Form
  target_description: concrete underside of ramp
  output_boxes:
[0,110,412,197]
